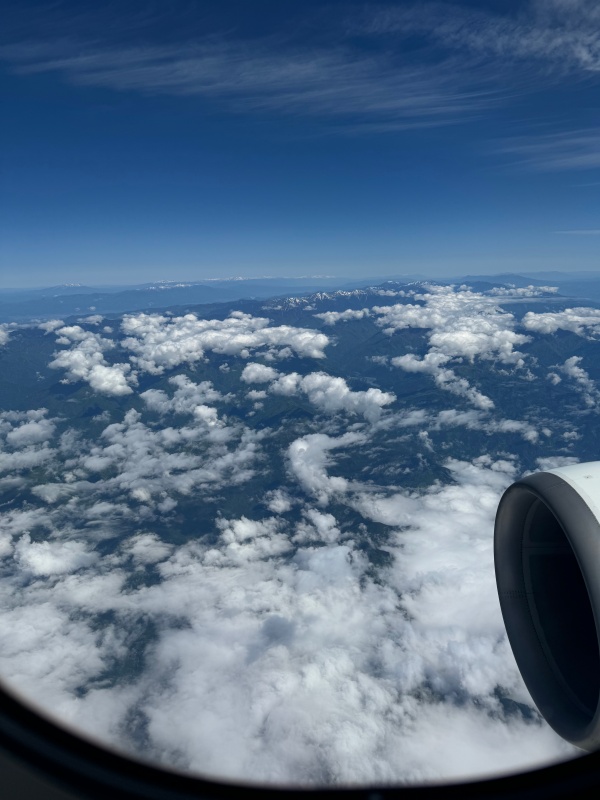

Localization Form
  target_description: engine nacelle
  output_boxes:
[494,461,600,751]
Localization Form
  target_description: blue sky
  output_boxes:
[1,0,599,287]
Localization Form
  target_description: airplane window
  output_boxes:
[1,0,599,792]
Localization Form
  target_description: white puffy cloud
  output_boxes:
[15,534,98,576]
[49,325,135,396]
[244,367,396,422]
[121,533,173,565]
[87,363,134,396]
[535,456,580,471]
[487,418,539,443]
[0,410,57,474]
[559,355,600,408]
[522,307,600,338]
[429,409,540,442]
[141,375,224,417]
[270,371,302,396]
[121,311,329,374]
[287,432,367,504]
[393,352,494,410]
[487,285,558,297]
[77,315,104,325]
[214,516,293,564]
[298,372,395,422]
[0,446,56,474]
[78,407,261,502]
[314,308,371,325]
[374,286,530,364]
[47,312,331,397]
[264,489,294,514]
[5,416,55,448]
[293,508,341,544]
[269,372,395,422]
[241,362,281,383]
[38,319,65,333]
[360,285,532,409]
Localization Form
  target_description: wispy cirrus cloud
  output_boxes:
[358,1,600,166]
[0,35,496,130]
[2,1,598,141]
[498,129,600,171]
[555,228,600,234]
[364,0,600,75]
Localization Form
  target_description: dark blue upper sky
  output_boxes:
[1,0,599,287]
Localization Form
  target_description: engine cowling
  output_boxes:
[494,461,600,751]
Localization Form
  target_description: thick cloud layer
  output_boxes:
[0,426,575,784]
[0,282,595,787]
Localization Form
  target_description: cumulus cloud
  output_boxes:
[38,319,65,333]
[141,375,224,418]
[5,416,55,448]
[487,418,539,443]
[243,366,396,422]
[293,508,341,544]
[392,352,494,411]
[559,356,600,408]
[78,407,262,503]
[522,307,600,338]
[314,308,371,325]
[77,314,104,325]
[15,534,98,576]
[47,313,331,397]
[284,372,395,422]
[535,456,580,471]
[342,285,533,409]
[432,409,539,442]
[0,409,57,474]
[241,362,281,383]
[213,516,293,564]
[121,311,329,374]
[265,491,294,515]
[287,432,366,504]
[49,325,135,396]
[374,286,530,365]
[487,285,558,297]
[121,533,173,565]
[120,454,571,782]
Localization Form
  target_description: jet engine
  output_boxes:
[495,461,600,751]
